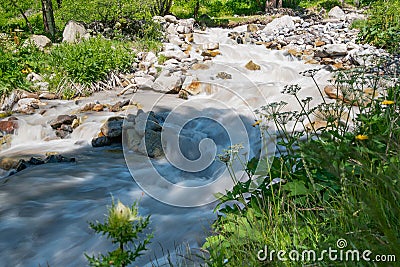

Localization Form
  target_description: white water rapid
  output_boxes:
[0,27,332,266]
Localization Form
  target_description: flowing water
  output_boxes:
[0,28,332,266]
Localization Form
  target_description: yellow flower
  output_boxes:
[355,134,368,140]
[252,120,262,127]
[382,100,395,105]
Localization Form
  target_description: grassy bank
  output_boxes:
[203,58,400,266]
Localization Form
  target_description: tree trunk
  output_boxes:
[194,0,200,19]
[41,0,56,40]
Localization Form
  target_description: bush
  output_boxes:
[358,0,400,52]
[0,41,48,96]
[56,0,152,27]
[50,37,136,85]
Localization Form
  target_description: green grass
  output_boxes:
[357,0,400,52]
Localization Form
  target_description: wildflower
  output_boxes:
[21,67,32,74]
[281,84,301,95]
[382,100,395,105]
[252,120,262,127]
[111,201,138,222]
[355,134,368,140]
[300,68,320,77]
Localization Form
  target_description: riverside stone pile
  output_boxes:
[228,6,388,69]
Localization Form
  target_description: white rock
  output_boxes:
[166,23,178,35]
[264,15,295,34]
[167,34,184,46]
[176,25,190,34]
[159,50,189,61]
[24,35,52,50]
[144,52,157,64]
[152,16,166,24]
[62,20,90,43]
[164,15,177,23]
[163,43,180,51]
[26,72,43,82]
[135,76,155,90]
[34,82,50,91]
[163,58,180,65]
[202,42,219,50]
[152,70,184,93]
[323,44,348,56]
[328,6,346,20]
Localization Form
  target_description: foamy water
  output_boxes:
[0,28,332,266]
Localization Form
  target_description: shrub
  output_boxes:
[358,0,400,52]
[50,37,136,85]
[0,41,48,96]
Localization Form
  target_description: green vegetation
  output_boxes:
[0,0,163,99]
[0,39,47,96]
[85,200,153,267]
[51,37,136,85]
[0,35,137,99]
[357,0,400,53]
[298,0,342,10]
[204,60,400,265]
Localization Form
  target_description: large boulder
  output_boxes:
[152,70,184,93]
[263,15,295,34]
[323,44,348,57]
[50,115,77,129]
[24,35,52,50]
[124,110,164,158]
[100,116,124,138]
[13,98,42,114]
[328,6,346,20]
[315,44,348,57]
[138,129,163,158]
[62,21,90,43]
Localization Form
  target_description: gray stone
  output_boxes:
[24,35,52,50]
[164,15,178,23]
[264,15,295,34]
[50,114,77,129]
[26,72,43,82]
[91,136,111,147]
[62,21,90,43]
[139,129,163,158]
[159,50,189,61]
[152,70,184,93]
[100,116,124,138]
[328,6,346,20]
[135,76,155,90]
[323,44,348,56]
